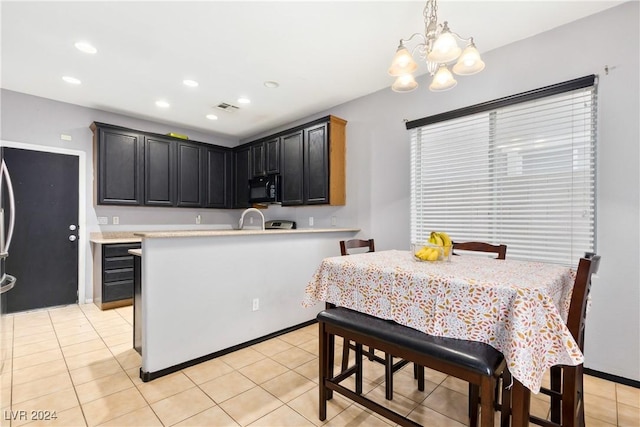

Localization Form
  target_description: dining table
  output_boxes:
[303,249,582,426]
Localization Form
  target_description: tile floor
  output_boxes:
[0,303,638,426]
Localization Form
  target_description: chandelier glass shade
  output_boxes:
[388,0,485,92]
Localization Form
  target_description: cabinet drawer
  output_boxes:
[104,280,133,302]
[103,267,134,283]
[104,243,141,258]
[104,256,134,270]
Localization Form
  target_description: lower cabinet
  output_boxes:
[94,242,141,310]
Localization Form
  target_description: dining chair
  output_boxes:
[447,240,509,426]
[452,241,507,259]
[338,239,412,400]
[525,252,601,427]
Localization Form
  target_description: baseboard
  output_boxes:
[140,319,317,382]
[584,368,640,388]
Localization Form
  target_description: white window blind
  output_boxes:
[410,77,597,266]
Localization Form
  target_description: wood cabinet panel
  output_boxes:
[144,136,175,206]
[233,146,251,208]
[280,130,304,205]
[206,147,231,208]
[304,123,329,204]
[176,141,204,207]
[93,125,143,205]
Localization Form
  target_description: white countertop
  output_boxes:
[134,228,359,239]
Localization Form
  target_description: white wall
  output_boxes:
[1,2,638,380]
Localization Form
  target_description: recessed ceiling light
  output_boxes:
[237,97,251,104]
[264,81,279,88]
[183,79,199,87]
[155,100,170,108]
[74,41,97,54]
[62,76,81,85]
[206,114,218,121]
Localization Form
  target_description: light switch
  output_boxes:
[97,216,108,225]
[112,216,119,225]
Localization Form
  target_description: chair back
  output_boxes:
[452,241,507,260]
[340,239,375,256]
[566,253,601,351]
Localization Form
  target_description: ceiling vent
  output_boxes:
[216,102,240,112]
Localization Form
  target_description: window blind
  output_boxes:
[410,77,597,266]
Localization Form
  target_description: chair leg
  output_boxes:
[562,365,579,427]
[550,365,562,424]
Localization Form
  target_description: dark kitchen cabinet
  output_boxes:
[94,242,141,310]
[251,138,280,178]
[233,146,251,208]
[92,123,144,205]
[304,123,329,204]
[265,137,280,174]
[280,130,305,205]
[251,142,266,177]
[176,141,205,207]
[238,115,346,206]
[205,146,231,208]
[144,136,175,206]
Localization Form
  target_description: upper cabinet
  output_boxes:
[205,146,232,209]
[233,146,251,208]
[91,115,345,209]
[92,122,229,209]
[278,116,346,206]
[176,141,205,207]
[92,123,144,206]
[144,135,175,206]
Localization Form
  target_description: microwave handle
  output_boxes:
[1,160,16,253]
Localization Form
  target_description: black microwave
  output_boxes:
[248,175,280,203]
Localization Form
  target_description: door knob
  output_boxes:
[69,235,77,242]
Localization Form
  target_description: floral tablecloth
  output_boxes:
[303,250,581,393]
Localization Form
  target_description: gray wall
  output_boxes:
[245,2,640,381]
[1,2,638,381]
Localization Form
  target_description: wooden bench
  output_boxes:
[318,307,507,427]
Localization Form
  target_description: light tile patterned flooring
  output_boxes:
[0,303,638,426]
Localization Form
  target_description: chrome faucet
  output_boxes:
[238,208,265,230]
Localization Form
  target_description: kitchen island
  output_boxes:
[133,227,358,381]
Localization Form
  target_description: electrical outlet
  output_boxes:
[252,298,260,311]
[60,134,72,141]
[331,216,337,226]
[309,216,314,227]
[196,215,201,225]
[112,216,119,225]
[97,216,108,225]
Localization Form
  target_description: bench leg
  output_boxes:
[319,321,329,421]
[480,377,495,427]
[341,338,350,372]
[416,364,425,391]
[469,384,480,427]
[385,353,394,400]
[355,343,363,395]
[500,370,512,427]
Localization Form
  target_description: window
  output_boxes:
[409,76,597,266]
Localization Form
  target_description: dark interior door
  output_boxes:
[3,147,79,313]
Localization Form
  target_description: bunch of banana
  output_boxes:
[429,231,452,257]
[415,245,440,261]
[415,231,453,261]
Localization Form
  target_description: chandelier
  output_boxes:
[388,0,485,92]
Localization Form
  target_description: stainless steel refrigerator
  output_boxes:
[0,156,16,408]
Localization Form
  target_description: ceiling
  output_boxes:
[1,1,623,140]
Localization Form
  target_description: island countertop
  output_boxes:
[133,228,360,239]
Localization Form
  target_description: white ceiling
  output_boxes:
[1,1,623,140]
